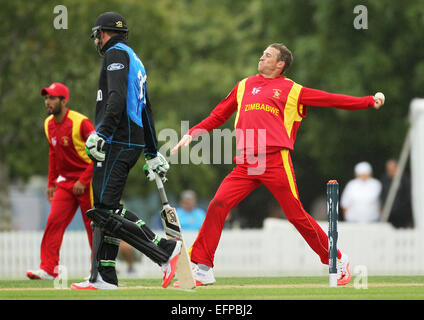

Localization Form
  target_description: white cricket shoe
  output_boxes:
[71,273,118,290]
[26,269,55,280]
[337,253,351,286]
[161,241,182,288]
[173,263,216,288]
[193,264,216,286]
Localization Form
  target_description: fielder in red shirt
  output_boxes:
[171,43,385,287]
[26,82,95,280]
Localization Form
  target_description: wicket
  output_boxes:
[327,180,339,287]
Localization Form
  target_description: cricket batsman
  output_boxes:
[71,12,180,290]
[171,43,385,286]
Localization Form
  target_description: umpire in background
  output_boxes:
[71,12,180,290]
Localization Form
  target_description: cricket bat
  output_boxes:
[154,173,196,289]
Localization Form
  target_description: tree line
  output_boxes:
[1,0,423,227]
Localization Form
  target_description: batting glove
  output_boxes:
[143,163,167,183]
[85,133,105,162]
[143,163,155,181]
[145,152,169,175]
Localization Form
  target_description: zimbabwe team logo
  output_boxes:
[272,89,282,99]
[62,136,69,147]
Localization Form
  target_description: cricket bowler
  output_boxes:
[172,43,385,286]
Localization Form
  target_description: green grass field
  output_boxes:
[1,275,423,300]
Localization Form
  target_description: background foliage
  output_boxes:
[1,0,423,227]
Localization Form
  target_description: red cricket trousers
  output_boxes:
[40,181,93,277]
[190,149,341,267]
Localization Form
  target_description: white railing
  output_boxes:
[1,219,423,279]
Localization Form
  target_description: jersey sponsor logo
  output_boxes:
[52,137,57,146]
[251,87,261,95]
[107,63,125,71]
[56,175,66,183]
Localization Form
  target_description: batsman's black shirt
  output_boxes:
[95,35,158,156]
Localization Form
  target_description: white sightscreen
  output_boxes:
[410,98,424,229]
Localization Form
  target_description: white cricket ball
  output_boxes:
[375,92,385,102]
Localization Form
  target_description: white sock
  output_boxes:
[198,264,211,271]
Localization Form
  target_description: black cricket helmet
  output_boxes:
[91,12,129,40]
[91,12,129,55]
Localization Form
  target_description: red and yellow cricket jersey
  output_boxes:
[44,109,95,188]
[188,74,375,155]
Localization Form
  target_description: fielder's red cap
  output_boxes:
[41,82,69,100]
